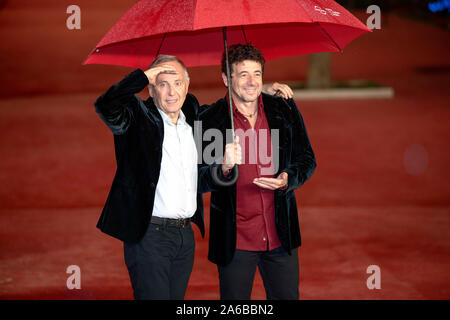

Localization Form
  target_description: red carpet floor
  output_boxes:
[0,2,449,299]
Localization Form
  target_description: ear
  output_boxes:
[221,73,228,88]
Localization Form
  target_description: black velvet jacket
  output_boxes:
[198,94,316,266]
[94,69,205,243]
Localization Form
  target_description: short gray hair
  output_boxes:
[149,54,190,82]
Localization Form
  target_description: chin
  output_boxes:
[244,96,259,103]
[165,103,181,111]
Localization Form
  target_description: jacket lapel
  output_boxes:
[262,94,290,176]
[262,94,285,132]
[142,98,164,144]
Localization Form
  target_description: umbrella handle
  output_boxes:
[211,165,239,187]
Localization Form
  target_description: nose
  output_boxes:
[168,84,176,96]
[246,74,256,86]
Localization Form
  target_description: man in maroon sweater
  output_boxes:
[198,44,316,300]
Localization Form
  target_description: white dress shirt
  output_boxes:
[152,108,198,219]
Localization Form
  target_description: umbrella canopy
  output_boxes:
[84,0,370,69]
[85,0,370,186]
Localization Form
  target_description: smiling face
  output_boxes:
[149,60,189,122]
[223,59,263,106]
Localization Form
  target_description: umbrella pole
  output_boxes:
[222,27,235,141]
[210,27,239,187]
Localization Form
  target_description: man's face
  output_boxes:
[149,60,189,118]
[223,60,263,104]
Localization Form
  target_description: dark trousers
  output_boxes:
[123,221,195,300]
[218,246,299,300]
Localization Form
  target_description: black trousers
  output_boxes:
[123,221,195,300]
[218,246,299,300]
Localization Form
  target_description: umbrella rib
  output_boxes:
[241,25,248,44]
[155,33,167,59]
[316,23,342,52]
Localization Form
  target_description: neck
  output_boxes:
[168,111,180,124]
[233,98,258,117]
[158,107,180,125]
[168,115,179,125]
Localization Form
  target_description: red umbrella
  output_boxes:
[84,0,370,69]
[84,0,370,185]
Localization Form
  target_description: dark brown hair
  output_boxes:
[221,44,265,75]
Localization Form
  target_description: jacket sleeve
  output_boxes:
[198,162,237,193]
[196,103,235,194]
[94,69,149,135]
[282,98,316,192]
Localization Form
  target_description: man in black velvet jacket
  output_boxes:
[198,44,316,300]
[95,55,205,300]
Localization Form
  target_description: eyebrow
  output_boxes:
[156,77,184,83]
[237,70,262,75]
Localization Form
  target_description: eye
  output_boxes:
[158,83,167,88]
[175,81,182,86]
